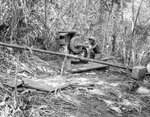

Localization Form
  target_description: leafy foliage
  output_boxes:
[0,0,150,63]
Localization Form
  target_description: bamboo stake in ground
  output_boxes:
[60,45,68,75]
[60,55,67,75]
[14,54,19,109]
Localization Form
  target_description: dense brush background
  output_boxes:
[0,0,150,65]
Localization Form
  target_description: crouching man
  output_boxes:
[86,36,100,59]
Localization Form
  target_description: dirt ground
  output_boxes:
[0,54,150,117]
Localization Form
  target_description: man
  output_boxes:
[86,36,100,59]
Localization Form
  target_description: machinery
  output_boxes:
[55,30,97,63]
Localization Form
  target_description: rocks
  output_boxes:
[136,86,150,94]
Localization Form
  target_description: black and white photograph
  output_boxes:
[0,0,150,116]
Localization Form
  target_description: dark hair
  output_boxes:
[89,38,95,45]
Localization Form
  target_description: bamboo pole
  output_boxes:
[0,42,132,70]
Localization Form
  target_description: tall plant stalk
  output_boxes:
[45,0,47,27]
[14,54,19,109]
[131,0,135,32]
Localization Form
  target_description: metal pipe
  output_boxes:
[0,42,132,70]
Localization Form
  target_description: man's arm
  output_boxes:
[91,43,98,49]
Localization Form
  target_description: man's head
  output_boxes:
[88,36,96,44]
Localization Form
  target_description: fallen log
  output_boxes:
[5,77,70,92]
[0,42,132,70]
[70,62,108,73]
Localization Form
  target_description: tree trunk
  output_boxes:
[112,4,118,56]
[132,0,144,35]
[121,0,126,63]
[111,34,116,56]
[131,0,144,65]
